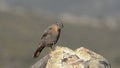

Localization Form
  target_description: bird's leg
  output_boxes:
[52,42,56,51]
[49,42,55,52]
[49,44,54,54]
[49,45,53,51]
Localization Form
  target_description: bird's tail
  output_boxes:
[32,43,45,58]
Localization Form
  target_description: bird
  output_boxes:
[32,18,63,58]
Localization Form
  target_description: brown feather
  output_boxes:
[32,45,45,58]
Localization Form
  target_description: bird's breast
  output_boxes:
[51,30,59,36]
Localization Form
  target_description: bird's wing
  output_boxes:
[41,26,52,39]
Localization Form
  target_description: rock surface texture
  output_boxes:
[32,46,111,68]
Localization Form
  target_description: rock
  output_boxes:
[32,46,111,68]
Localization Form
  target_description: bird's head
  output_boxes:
[56,17,64,29]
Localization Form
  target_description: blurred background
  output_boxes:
[0,0,120,68]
